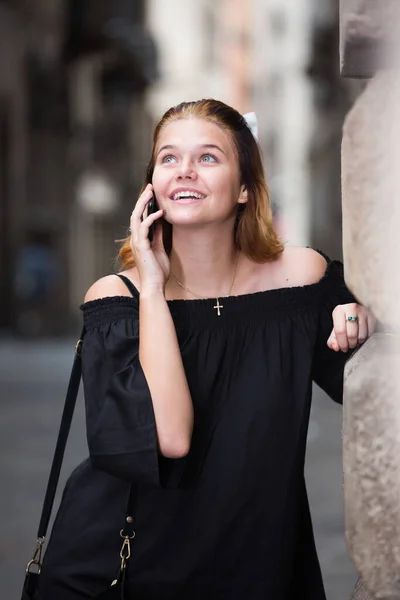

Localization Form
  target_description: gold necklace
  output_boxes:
[170,252,240,316]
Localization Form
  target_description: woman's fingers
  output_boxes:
[327,303,376,352]
[130,186,157,247]
[130,209,163,256]
[326,329,339,352]
[130,184,154,229]
[139,209,163,240]
[345,307,360,349]
[331,305,351,352]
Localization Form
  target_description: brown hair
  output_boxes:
[118,99,284,269]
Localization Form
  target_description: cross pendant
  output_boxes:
[213,298,223,316]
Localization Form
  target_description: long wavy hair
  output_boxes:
[117,99,284,269]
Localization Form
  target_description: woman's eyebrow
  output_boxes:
[157,143,226,156]
[200,144,226,155]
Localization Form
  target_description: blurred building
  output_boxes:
[0,0,157,335]
[252,0,315,245]
[253,0,360,258]
[146,0,252,121]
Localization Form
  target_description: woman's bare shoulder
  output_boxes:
[281,246,328,286]
[249,246,328,292]
[84,268,140,303]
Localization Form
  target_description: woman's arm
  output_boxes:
[85,275,194,459]
[138,288,193,458]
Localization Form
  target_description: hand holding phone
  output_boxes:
[130,185,169,293]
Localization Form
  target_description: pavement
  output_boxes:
[0,338,356,599]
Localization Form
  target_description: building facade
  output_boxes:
[0,0,157,334]
[0,3,28,333]
[146,0,252,120]
[252,0,357,257]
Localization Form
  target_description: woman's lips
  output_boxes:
[171,197,206,204]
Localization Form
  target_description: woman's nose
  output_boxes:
[176,160,198,180]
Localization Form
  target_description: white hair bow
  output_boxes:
[243,112,258,141]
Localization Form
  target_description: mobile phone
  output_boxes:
[147,195,158,242]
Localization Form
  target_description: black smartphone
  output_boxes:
[147,194,158,242]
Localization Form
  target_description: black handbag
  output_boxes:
[21,330,137,600]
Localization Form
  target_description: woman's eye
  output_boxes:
[200,154,217,163]
[162,155,177,164]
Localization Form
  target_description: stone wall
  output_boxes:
[340,1,400,598]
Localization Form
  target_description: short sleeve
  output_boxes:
[81,297,161,486]
[312,258,358,404]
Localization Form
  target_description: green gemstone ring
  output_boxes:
[347,316,359,322]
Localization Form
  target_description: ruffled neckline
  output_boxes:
[81,259,347,331]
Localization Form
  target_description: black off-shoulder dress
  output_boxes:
[39,256,355,600]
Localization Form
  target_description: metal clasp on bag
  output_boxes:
[75,339,83,356]
[111,528,136,586]
[26,537,45,574]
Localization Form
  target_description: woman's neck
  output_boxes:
[168,227,240,298]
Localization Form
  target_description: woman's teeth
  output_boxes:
[173,191,206,201]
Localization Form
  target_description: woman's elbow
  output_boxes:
[159,434,191,458]
[157,407,194,458]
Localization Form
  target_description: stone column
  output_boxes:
[340,1,400,598]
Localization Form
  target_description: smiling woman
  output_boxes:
[37,99,367,600]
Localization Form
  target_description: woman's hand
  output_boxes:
[327,303,376,352]
[130,183,169,293]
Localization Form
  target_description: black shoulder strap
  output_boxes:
[36,327,86,539]
[116,273,139,298]
[37,328,85,538]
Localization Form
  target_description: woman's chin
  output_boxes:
[168,220,206,229]
[162,211,207,228]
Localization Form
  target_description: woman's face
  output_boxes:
[151,117,247,227]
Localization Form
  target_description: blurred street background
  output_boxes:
[0,0,365,598]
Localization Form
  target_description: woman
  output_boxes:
[39,99,374,599]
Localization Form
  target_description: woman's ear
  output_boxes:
[238,185,248,205]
